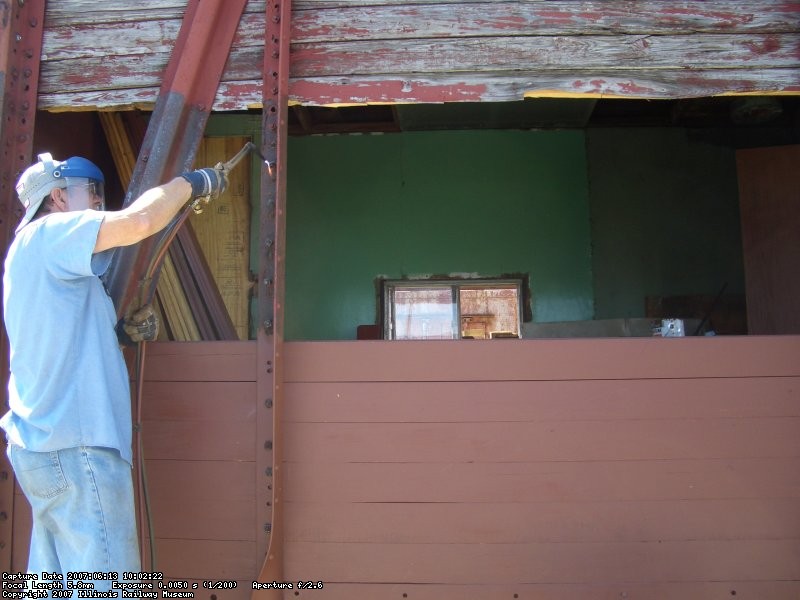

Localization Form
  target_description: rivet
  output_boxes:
[265,440,273,450]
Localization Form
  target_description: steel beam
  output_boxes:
[253,0,291,595]
[0,0,46,574]
[104,0,247,323]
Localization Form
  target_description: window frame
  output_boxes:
[382,278,524,340]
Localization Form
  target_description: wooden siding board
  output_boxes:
[285,498,800,544]
[283,457,800,503]
[291,2,800,42]
[283,338,800,382]
[283,539,800,584]
[289,35,800,78]
[145,539,257,581]
[142,381,256,421]
[283,419,800,463]
[284,378,800,422]
[280,339,800,593]
[147,460,255,541]
[267,581,800,600]
[139,340,256,381]
[36,1,800,110]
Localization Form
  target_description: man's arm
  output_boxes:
[93,167,226,254]
[94,177,191,254]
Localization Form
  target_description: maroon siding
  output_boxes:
[11,342,260,596]
[281,337,800,599]
[9,337,800,599]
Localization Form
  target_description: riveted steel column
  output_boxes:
[253,0,291,594]
[0,0,46,574]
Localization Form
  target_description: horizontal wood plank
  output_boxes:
[283,457,800,503]
[146,460,255,541]
[285,498,800,544]
[146,539,256,581]
[38,67,800,111]
[139,341,256,382]
[43,10,800,62]
[283,539,800,584]
[283,418,800,463]
[142,421,254,461]
[292,2,800,42]
[284,377,800,422]
[40,35,800,91]
[283,338,800,382]
[273,581,800,600]
[290,35,800,78]
[36,1,800,110]
[141,381,256,422]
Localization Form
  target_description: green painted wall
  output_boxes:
[205,115,745,340]
[587,128,744,319]
[286,130,593,340]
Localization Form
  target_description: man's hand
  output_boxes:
[117,305,159,345]
[181,163,229,200]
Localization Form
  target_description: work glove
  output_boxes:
[116,304,159,346]
[181,163,228,210]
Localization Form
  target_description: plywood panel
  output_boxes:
[191,137,253,340]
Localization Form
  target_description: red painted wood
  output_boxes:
[283,337,800,382]
[140,340,256,381]
[284,457,800,503]
[283,419,800,463]
[284,377,800,422]
[34,1,800,109]
[147,460,255,541]
[271,581,800,600]
[283,539,800,583]
[285,498,800,543]
[278,339,800,594]
[145,539,256,581]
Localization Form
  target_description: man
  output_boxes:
[1,152,226,588]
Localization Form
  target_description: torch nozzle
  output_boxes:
[222,141,274,178]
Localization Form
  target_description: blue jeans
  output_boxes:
[8,445,141,591]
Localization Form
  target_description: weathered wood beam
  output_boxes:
[38,67,800,112]
[36,1,800,111]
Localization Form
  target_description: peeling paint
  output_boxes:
[290,79,488,105]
